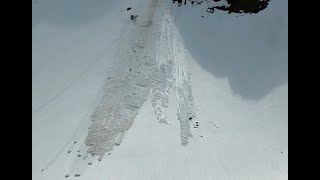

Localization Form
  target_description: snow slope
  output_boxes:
[32,0,288,179]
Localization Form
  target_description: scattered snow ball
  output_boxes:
[130,15,138,21]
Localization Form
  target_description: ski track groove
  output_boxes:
[32,44,114,118]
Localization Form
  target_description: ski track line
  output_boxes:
[40,98,98,173]
[32,44,114,118]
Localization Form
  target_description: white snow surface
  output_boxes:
[32,0,288,179]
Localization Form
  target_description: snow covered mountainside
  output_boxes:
[32,0,288,179]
